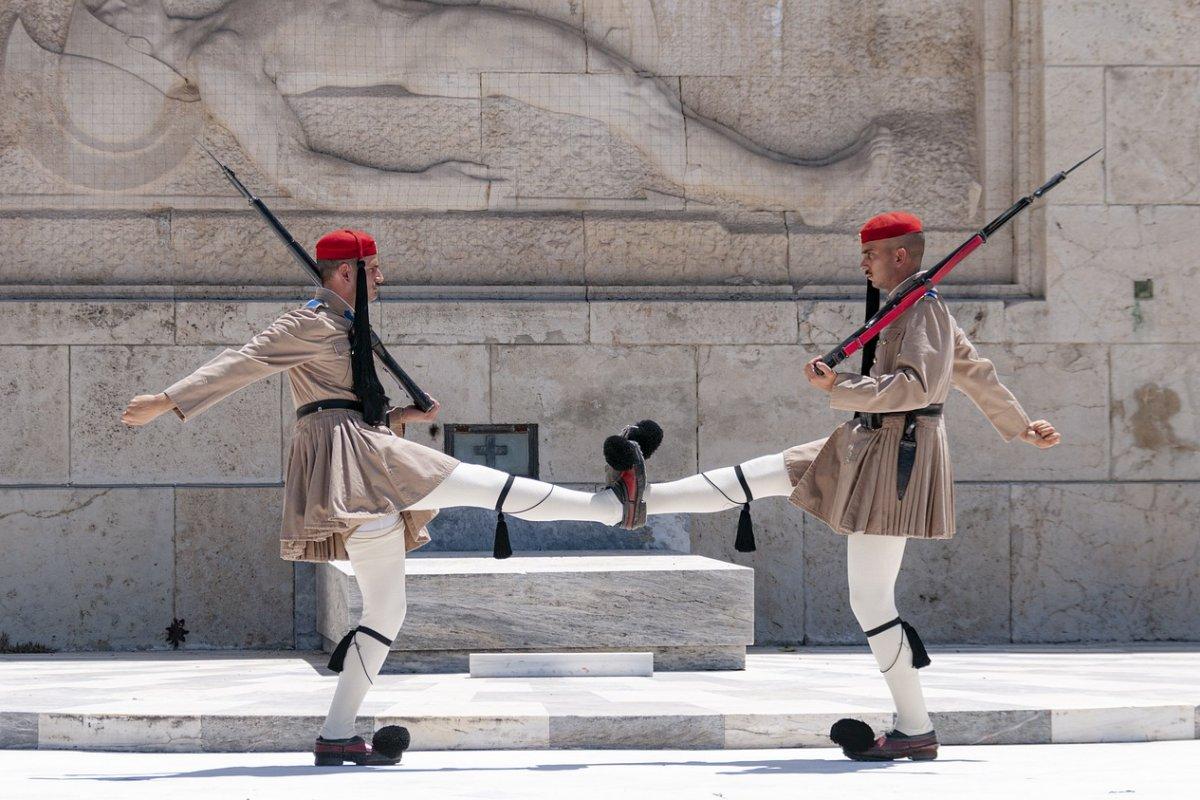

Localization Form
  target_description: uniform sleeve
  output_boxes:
[950,324,1031,442]
[163,312,325,421]
[828,298,955,414]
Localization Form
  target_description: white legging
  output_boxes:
[320,461,621,739]
[322,455,932,739]
[643,452,932,735]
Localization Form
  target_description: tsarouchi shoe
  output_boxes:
[830,718,938,761]
[313,725,410,767]
[603,420,662,530]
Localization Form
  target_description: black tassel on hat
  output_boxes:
[350,259,389,426]
[493,475,516,559]
[732,464,756,553]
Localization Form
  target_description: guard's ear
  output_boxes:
[338,261,354,283]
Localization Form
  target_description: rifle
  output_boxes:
[199,146,435,412]
[820,148,1103,369]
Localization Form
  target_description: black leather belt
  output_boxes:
[296,399,363,419]
[853,404,944,501]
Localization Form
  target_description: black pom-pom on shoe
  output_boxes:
[830,718,875,753]
[628,419,663,459]
[372,725,411,760]
[604,435,639,471]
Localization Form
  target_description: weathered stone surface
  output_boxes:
[691,498,804,645]
[782,0,980,79]
[933,710,1052,746]
[170,212,586,286]
[724,712,897,749]
[381,344,490,451]
[586,0,787,76]
[481,81,683,210]
[0,301,173,345]
[1106,68,1200,205]
[1012,483,1200,642]
[1111,345,1200,480]
[71,346,281,483]
[200,715,326,753]
[681,78,978,227]
[0,213,168,285]
[1006,206,1200,344]
[805,485,1012,644]
[681,76,970,170]
[290,86,482,173]
[697,344,842,468]
[0,488,173,650]
[39,713,201,752]
[491,345,696,481]
[174,487,293,649]
[318,553,754,665]
[378,714,550,751]
[948,344,1108,482]
[0,346,68,484]
[549,714,724,749]
[591,301,797,345]
[174,301,296,346]
[1051,706,1196,744]
[379,300,588,344]
[1043,0,1200,65]
[0,712,38,748]
[293,562,320,650]
[1043,68,1105,205]
[585,213,788,286]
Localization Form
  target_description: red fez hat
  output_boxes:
[859,211,923,244]
[315,229,377,261]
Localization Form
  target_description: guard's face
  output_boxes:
[860,240,906,292]
[861,241,889,288]
[364,256,384,302]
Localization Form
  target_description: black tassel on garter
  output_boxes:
[732,464,756,553]
[327,629,356,673]
[493,512,513,560]
[901,619,931,669]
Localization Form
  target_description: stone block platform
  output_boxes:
[317,552,755,672]
[1,647,1198,752]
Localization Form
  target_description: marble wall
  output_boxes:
[0,1,1197,651]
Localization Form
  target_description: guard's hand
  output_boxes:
[805,357,837,393]
[1020,419,1061,449]
[121,393,174,427]
[391,398,441,425]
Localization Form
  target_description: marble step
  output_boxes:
[469,652,655,678]
[317,551,755,672]
[3,648,1198,752]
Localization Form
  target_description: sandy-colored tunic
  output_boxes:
[163,288,459,561]
[784,291,1030,539]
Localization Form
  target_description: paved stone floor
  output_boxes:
[2,646,1198,751]
[2,742,1197,799]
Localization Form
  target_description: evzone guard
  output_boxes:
[122,229,662,766]
[624,211,1061,761]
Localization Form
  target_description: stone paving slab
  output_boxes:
[1,647,1197,752]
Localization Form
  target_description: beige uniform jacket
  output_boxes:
[784,290,1030,539]
[163,288,459,561]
